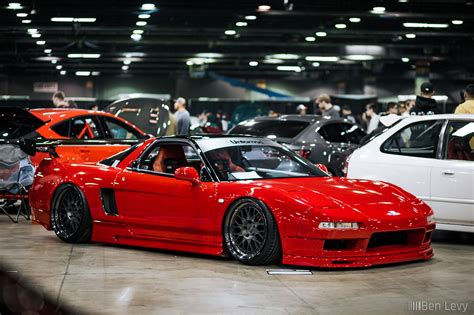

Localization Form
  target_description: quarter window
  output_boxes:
[445,120,474,161]
[382,120,444,158]
[70,117,103,139]
[318,123,346,143]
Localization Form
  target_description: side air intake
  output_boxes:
[100,189,119,216]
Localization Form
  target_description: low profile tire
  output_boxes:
[50,184,92,243]
[223,198,282,265]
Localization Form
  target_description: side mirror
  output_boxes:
[175,167,201,186]
[315,163,330,175]
[130,159,140,169]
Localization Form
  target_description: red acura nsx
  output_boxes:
[30,136,435,268]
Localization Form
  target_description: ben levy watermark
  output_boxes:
[409,301,470,313]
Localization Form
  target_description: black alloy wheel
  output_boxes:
[51,184,92,243]
[224,198,282,265]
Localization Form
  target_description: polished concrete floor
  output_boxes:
[0,217,473,315]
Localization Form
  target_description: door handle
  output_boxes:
[442,171,455,176]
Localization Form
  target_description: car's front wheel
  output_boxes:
[223,198,282,265]
[50,184,92,243]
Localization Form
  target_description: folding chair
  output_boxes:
[0,145,33,223]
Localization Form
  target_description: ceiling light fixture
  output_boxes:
[315,31,327,37]
[312,62,320,67]
[276,66,302,72]
[401,57,410,62]
[224,30,236,35]
[305,36,316,42]
[16,12,27,17]
[31,33,41,38]
[405,33,416,39]
[267,53,299,60]
[56,65,62,69]
[249,61,259,66]
[403,22,448,28]
[50,17,96,22]
[75,71,91,76]
[263,58,284,64]
[67,53,101,58]
[44,49,52,54]
[131,34,142,41]
[7,3,22,9]
[196,53,223,58]
[123,59,132,65]
[27,28,37,33]
[349,17,361,23]
[371,7,386,14]
[36,40,46,45]
[236,21,248,27]
[122,65,129,71]
[245,15,257,20]
[60,70,67,75]
[21,19,31,24]
[451,20,463,25]
[91,71,100,76]
[257,5,271,11]
[133,29,144,34]
[141,3,155,10]
[136,21,147,26]
[51,60,57,64]
[335,23,347,29]
[305,56,339,62]
[138,14,150,19]
[346,54,375,61]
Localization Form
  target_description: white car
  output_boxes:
[346,114,473,233]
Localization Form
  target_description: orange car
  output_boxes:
[1,107,147,166]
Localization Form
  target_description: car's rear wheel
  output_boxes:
[50,184,92,243]
[223,198,282,265]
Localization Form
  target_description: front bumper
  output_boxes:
[282,223,435,268]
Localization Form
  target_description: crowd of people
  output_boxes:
[294,82,474,133]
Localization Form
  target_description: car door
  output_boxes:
[113,140,218,242]
[374,119,445,200]
[430,119,474,231]
[51,115,134,163]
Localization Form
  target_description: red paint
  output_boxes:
[30,138,435,268]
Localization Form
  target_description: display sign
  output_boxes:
[33,82,58,93]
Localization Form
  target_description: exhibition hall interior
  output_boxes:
[0,0,473,314]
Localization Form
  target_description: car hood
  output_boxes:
[0,107,46,140]
[260,177,423,221]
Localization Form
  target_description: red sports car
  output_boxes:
[30,136,435,268]
[1,107,146,167]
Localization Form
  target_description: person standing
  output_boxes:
[174,97,190,135]
[52,91,69,108]
[341,105,356,123]
[364,103,380,133]
[316,94,340,118]
[296,104,307,115]
[412,82,439,115]
[454,84,474,114]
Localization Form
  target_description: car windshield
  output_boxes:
[230,120,309,139]
[204,144,327,181]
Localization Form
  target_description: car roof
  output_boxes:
[29,108,117,123]
[400,114,474,121]
[249,114,344,123]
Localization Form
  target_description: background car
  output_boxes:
[228,115,366,176]
[346,114,473,233]
[0,107,147,166]
[30,135,434,268]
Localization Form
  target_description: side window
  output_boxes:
[70,117,103,139]
[382,120,444,158]
[51,120,70,137]
[445,120,474,161]
[138,143,206,178]
[318,124,346,143]
[103,117,141,140]
[341,123,366,144]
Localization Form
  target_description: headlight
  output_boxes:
[426,215,435,224]
[318,222,359,229]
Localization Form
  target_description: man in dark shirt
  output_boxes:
[412,82,439,115]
